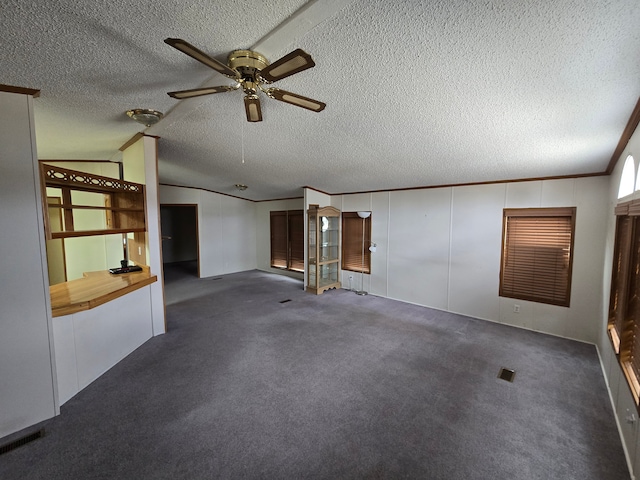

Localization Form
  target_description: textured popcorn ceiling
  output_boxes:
[2,0,640,200]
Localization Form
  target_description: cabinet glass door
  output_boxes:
[318,262,338,288]
[319,216,339,262]
[308,214,317,264]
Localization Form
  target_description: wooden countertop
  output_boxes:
[50,267,157,317]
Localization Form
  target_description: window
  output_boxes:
[608,200,640,405]
[342,212,371,273]
[619,154,635,198]
[270,210,304,272]
[499,207,576,307]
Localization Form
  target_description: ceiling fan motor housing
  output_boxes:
[228,50,271,96]
[228,50,268,77]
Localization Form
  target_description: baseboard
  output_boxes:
[596,344,635,480]
[379,291,595,345]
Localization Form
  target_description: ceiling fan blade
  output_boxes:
[267,88,326,112]
[165,38,238,78]
[244,95,263,122]
[260,49,315,82]
[167,85,237,99]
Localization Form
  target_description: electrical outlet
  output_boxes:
[513,304,520,313]
[138,246,142,255]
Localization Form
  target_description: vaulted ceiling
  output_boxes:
[3,0,640,200]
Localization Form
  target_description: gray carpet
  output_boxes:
[0,263,630,479]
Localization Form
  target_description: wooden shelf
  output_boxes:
[40,164,146,239]
[47,203,144,212]
[51,227,146,239]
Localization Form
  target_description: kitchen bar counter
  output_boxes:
[50,267,157,317]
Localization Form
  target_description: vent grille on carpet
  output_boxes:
[0,429,44,455]
[498,367,516,382]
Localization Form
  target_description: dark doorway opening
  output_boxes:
[160,204,199,279]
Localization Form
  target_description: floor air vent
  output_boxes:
[0,429,44,455]
[498,367,516,382]
[279,299,292,304]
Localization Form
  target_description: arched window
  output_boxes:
[619,155,635,198]
[632,155,640,192]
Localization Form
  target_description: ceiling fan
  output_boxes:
[164,38,326,122]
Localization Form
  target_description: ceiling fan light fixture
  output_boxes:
[235,184,248,191]
[244,95,262,122]
[165,39,325,123]
[126,109,164,126]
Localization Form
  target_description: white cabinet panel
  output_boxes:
[52,315,78,405]
[73,287,153,392]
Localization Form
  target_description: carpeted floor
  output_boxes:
[0,263,631,479]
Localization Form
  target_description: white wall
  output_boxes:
[41,160,119,178]
[305,188,332,209]
[334,176,609,344]
[159,185,256,277]
[597,121,640,478]
[122,136,166,336]
[255,198,304,279]
[0,91,58,438]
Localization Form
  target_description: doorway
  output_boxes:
[160,204,199,280]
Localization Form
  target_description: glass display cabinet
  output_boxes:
[307,205,341,294]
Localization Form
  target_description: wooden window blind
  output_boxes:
[623,219,640,400]
[288,211,304,272]
[499,207,576,307]
[608,215,633,352]
[270,211,288,269]
[342,212,371,273]
[270,210,304,272]
[609,199,640,406]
